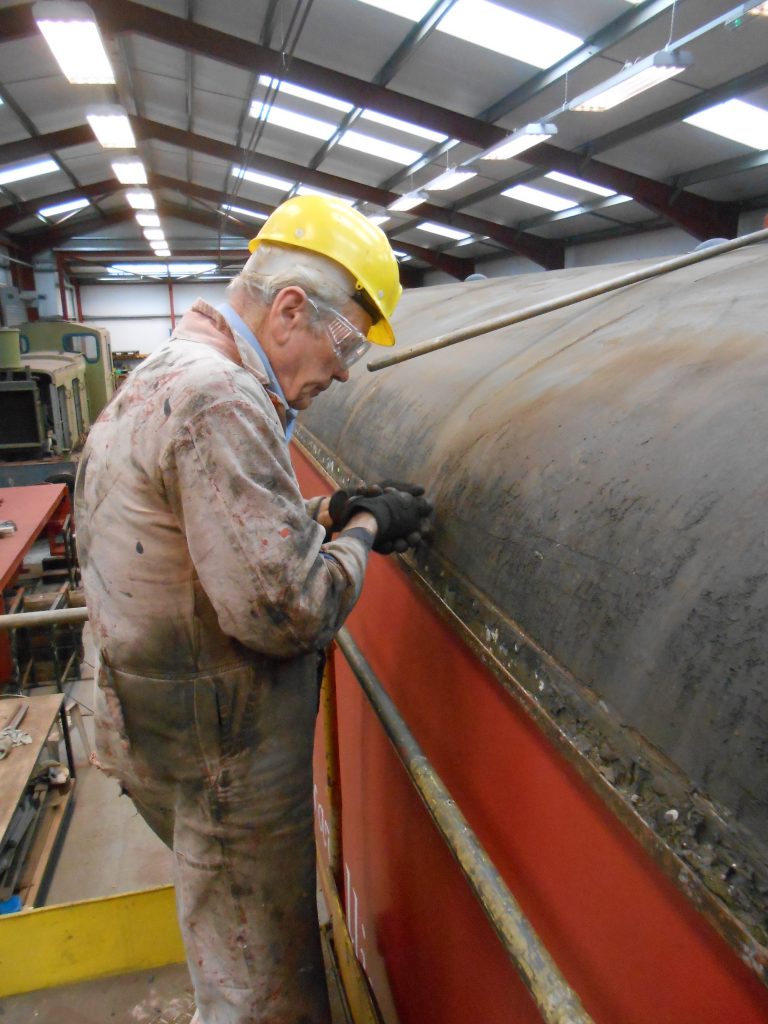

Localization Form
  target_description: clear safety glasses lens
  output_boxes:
[309,299,371,369]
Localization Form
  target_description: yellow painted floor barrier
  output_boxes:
[0,885,184,998]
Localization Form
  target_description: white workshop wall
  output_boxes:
[79,281,230,353]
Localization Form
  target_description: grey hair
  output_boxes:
[227,242,356,325]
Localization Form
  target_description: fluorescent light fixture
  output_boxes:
[150,241,169,251]
[423,168,477,191]
[232,167,293,191]
[502,184,578,212]
[359,109,447,144]
[221,204,269,221]
[154,248,171,257]
[367,214,390,227]
[256,76,353,114]
[112,159,147,184]
[0,157,59,186]
[38,197,90,217]
[126,190,155,210]
[143,228,165,241]
[544,171,616,197]
[354,0,581,69]
[387,192,428,212]
[34,0,115,84]
[415,222,471,241]
[437,0,582,69]
[571,50,693,112]
[481,123,557,161]
[87,107,136,148]
[683,98,768,150]
[135,212,160,228]
[338,128,421,164]
[750,1,768,11]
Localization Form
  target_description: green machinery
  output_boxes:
[0,321,114,459]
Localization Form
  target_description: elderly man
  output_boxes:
[74,196,431,1024]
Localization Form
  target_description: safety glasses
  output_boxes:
[307,297,371,370]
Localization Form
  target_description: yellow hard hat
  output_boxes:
[249,194,402,346]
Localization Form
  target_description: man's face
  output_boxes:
[265,288,373,410]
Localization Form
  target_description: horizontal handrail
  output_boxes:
[0,607,89,631]
[336,627,595,1024]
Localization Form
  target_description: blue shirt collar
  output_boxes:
[216,302,297,439]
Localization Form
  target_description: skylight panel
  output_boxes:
[545,172,616,197]
[359,109,447,144]
[295,185,354,204]
[354,0,433,18]
[415,222,471,241]
[38,197,90,217]
[232,168,294,191]
[222,204,269,221]
[502,184,578,212]
[256,105,336,141]
[0,158,59,186]
[109,263,217,278]
[683,99,768,150]
[256,76,353,114]
[339,129,422,165]
[437,0,582,70]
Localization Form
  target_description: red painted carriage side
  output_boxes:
[299,451,768,1024]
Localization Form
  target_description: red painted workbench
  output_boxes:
[0,484,70,684]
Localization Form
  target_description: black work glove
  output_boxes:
[334,489,433,555]
[328,480,426,533]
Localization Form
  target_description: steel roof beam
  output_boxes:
[0,124,93,167]
[150,173,469,276]
[0,178,119,232]
[23,208,138,255]
[86,0,503,151]
[674,149,768,189]
[132,118,562,268]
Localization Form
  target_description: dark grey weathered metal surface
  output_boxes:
[298,243,768,975]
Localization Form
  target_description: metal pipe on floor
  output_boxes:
[0,607,89,631]
[335,627,595,1024]
[368,226,768,372]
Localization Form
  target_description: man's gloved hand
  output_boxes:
[332,487,433,554]
[328,480,425,533]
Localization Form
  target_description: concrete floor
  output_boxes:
[0,624,350,1024]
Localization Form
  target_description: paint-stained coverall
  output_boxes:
[75,300,371,1024]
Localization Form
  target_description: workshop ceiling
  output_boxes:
[0,0,766,284]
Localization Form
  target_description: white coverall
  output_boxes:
[75,300,371,1024]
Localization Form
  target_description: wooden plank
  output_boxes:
[0,885,185,997]
[0,694,64,840]
[17,783,75,908]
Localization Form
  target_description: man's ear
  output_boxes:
[269,286,308,346]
